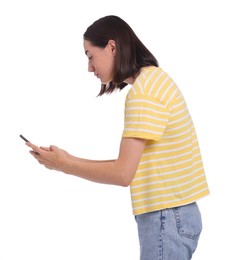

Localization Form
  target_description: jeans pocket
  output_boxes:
[173,202,202,240]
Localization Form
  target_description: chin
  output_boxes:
[101,81,108,85]
[101,79,112,85]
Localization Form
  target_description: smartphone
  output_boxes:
[19,134,30,142]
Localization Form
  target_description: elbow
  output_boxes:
[120,181,130,188]
[113,160,136,187]
[119,171,134,187]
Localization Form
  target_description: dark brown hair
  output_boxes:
[83,15,159,95]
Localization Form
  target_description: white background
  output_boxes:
[0,0,229,259]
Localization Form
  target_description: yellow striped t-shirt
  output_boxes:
[122,66,209,215]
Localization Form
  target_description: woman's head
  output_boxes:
[83,15,158,95]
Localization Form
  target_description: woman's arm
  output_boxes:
[68,156,115,163]
[26,137,146,187]
[38,146,115,163]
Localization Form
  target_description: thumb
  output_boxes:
[40,146,50,151]
[49,145,58,151]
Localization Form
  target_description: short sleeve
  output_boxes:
[122,94,170,141]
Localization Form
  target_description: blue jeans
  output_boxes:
[135,202,202,260]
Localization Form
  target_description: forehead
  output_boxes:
[83,40,95,53]
[83,39,91,49]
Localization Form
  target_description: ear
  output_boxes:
[107,40,116,56]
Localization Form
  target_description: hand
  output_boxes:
[26,142,70,172]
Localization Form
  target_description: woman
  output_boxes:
[26,15,210,259]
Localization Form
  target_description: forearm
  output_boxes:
[69,155,115,163]
[62,158,129,187]
[26,138,145,187]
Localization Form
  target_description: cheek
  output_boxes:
[96,54,115,81]
[105,64,114,81]
[105,58,115,76]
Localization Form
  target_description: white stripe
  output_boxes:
[138,158,193,172]
[172,99,185,109]
[192,146,200,152]
[160,81,174,101]
[128,99,166,109]
[165,88,178,107]
[132,175,204,197]
[144,69,158,90]
[142,145,197,160]
[140,150,201,168]
[176,93,182,100]
[131,167,204,189]
[168,113,190,125]
[192,138,198,144]
[130,87,137,95]
[165,120,191,132]
[145,135,191,148]
[192,153,201,160]
[170,106,188,117]
[125,121,165,129]
[126,106,169,116]
[142,143,192,157]
[193,160,203,166]
[139,158,202,171]
[126,114,168,122]
[135,78,144,94]
[124,128,162,135]
[136,164,193,177]
[163,128,191,138]
[148,71,165,95]
[154,76,170,97]
[140,151,193,164]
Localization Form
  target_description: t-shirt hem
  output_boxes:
[132,191,210,216]
[122,132,161,141]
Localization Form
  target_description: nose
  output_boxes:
[88,63,94,72]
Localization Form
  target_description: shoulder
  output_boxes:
[127,66,180,109]
[130,66,171,95]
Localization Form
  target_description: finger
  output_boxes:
[26,142,41,155]
[40,146,50,151]
[26,142,36,149]
[30,151,40,157]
